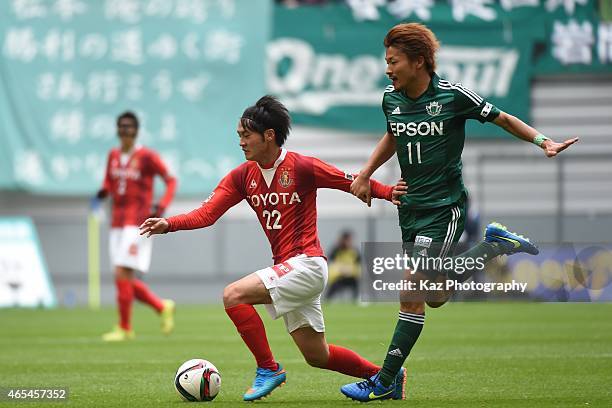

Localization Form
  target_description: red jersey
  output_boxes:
[101,146,177,227]
[167,149,392,264]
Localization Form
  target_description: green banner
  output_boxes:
[1,0,271,195]
[270,1,610,137]
[534,3,612,74]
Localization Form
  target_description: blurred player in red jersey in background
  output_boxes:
[140,96,408,401]
[93,111,177,342]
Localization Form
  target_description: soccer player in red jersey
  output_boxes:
[140,96,407,401]
[94,111,178,342]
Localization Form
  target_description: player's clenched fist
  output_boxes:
[139,218,169,237]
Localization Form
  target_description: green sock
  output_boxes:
[379,311,424,387]
[445,241,505,282]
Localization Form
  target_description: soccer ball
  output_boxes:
[174,359,221,402]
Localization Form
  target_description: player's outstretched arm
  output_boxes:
[140,171,244,238]
[493,111,579,157]
[140,218,169,237]
[311,156,403,204]
[351,132,397,206]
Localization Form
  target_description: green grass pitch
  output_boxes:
[1,303,611,407]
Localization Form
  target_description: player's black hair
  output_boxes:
[240,95,291,147]
[117,111,140,129]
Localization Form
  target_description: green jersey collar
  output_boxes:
[401,73,440,102]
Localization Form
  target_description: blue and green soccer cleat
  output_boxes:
[340,367,406,402]
[485,222,539,255]
[243,364,286,401]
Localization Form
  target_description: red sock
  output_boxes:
[225,304,278,370]
[132,279,164,313]
[325,344,380,379]
[116,279,134,331]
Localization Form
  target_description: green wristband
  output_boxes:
[533,133,549,147]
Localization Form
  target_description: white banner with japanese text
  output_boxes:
[1,0,271,194]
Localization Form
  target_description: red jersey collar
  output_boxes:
[257,148,287,170]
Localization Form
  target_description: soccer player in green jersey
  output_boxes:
[341,23,578,402]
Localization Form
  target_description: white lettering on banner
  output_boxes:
[267,38,384,114]
[126,74,143,100]
[500,0,539,11]
[148,34,178,60]
[51,155,70,180]
[11,0,47,20]
[105,0,141,24]
[43,153,101,182]
[204,30,243,64]
[268,39,518,115]
[88,71,121,103]
[552,20,594,65]
[14,150,46,186]
[598,23,612,64]
[48,153,105,181]
[141,0,233,20]
[50,155,83,180]
[248,192,302,208]
[40,29,75,61]
[346,0,386,21]
[111,30,144,65]
[3,27,38,61]
[89,115,115,140]
[387,0,434,21]
[545,0,588,16]
[450,0,497,22]
[174,0,208,23]
[3,29,242,63]
[159,114,178,141]
[437,47,519,96]
[152,70,173,100]
[143,0,173,18]
[37,73,55,100]
[57,72,84,102]
[179,72,210,101]
[218,0,236,18]
[79,33,108,59]
[182,33,200,59]
[50,110,84,144]
[53,0,87,21]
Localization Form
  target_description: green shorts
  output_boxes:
[399,194,467,259]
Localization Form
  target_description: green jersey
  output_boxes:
[383,73,500,210]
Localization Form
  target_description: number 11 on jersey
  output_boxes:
[407,142,422,164]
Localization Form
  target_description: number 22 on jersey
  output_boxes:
[262,210,282,230]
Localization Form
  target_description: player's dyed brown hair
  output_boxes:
[384,23,440,75]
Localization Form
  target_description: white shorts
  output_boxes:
[109,226,153,273]
[255,255,328,333]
